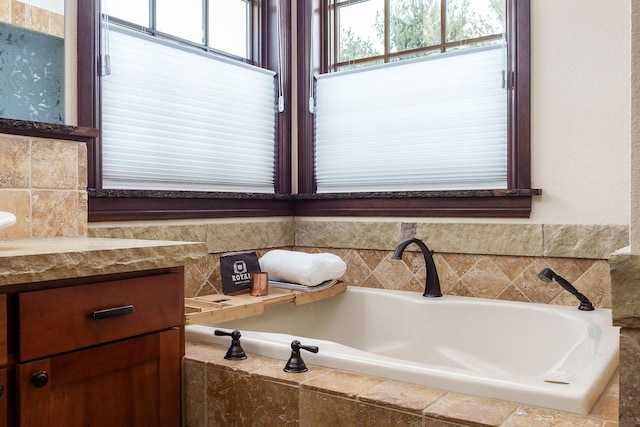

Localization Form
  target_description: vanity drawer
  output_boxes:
[18,271,183,361]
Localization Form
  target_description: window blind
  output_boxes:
[102,24,277,193]
[314,46,507,193]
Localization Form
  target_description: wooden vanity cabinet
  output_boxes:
[0,294,8,427]
[2,267,185,427]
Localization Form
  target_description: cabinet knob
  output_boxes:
[31,370,49,388]
[0,384,3,396]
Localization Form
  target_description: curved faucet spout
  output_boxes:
[392,237,442,298]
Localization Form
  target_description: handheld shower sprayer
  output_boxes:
[537,268,594,311]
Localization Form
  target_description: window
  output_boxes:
[296,0,534,216]
[330,0,504,70]
[78,1,292,219]
[316,0,507,193]
[99,0,276,193]
[104,0,252,59]
[79,0,532,220]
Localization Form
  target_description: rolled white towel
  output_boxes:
[259,250,346,287]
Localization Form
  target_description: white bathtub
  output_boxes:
[185,286,619,414]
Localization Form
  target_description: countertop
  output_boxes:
[0,237,208,286]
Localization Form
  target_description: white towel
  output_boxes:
[259,250,346,287]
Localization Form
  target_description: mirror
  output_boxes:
[0,0,65,123]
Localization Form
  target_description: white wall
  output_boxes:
[631,1,640,253]
[529,0,630,225]
[65,0,77,125]
[23,0,64,15]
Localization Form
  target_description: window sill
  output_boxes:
[294,189,540,200]
[0,118,99,142]
[88,189,541,221]
[293,189,541,218]
[88,189,295,221]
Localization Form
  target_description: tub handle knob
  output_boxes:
[284,340,319,373]
[214,329,247,360]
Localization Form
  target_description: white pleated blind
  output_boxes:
[102,24,277,193]
[315,46,507,193]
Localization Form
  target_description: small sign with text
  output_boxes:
[220,252,261,295]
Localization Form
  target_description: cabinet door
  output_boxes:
[0,294,7,365]
[0,368,7,427]
[17,329,181,427]
[0,295,8,427]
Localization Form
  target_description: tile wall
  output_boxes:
[184,247,612,308]
[0,0,64,38]
[184,341,619,427]
[90,219,626,309]
[0,133,87,240]
[610,249,640,425]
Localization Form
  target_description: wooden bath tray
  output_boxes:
[184,281,346,325]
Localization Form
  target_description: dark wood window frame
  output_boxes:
[79,0,293,221]
[79,0,536,222]
[296,0,538,218]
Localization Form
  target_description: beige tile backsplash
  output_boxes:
[0,134,87,239]
[90,218,619,309]
[182,247,612,309]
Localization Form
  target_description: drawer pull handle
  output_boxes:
[92,305,134,320]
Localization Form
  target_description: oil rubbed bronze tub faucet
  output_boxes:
[392,237,442,298]
[537,268,595,311]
